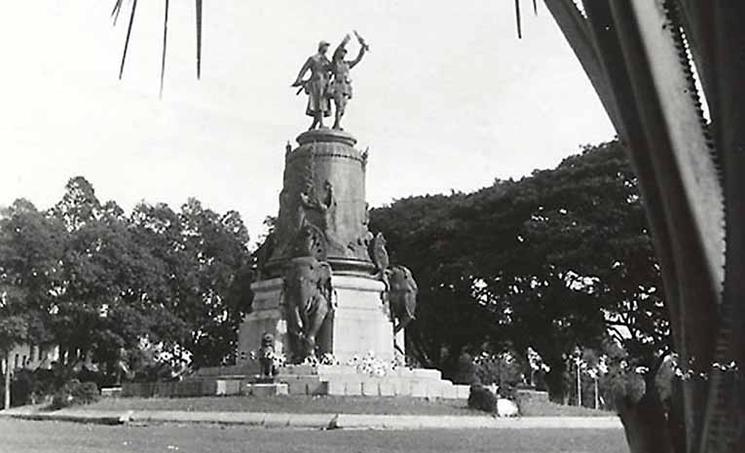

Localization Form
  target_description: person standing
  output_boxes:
[292,41,332,130]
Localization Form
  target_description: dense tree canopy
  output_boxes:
[371,140,669,400]
[0,199,65,355]
[0,177,253,384]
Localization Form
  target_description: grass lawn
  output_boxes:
[0,419,630,453]
[85,395,471,415]
[83,395,612,417]
[518,399,611,417]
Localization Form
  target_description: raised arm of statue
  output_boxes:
[333,34,351,59]
[350,30,369,69]
[348,45,366,69]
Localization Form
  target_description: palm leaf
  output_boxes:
[196,0,203,79]
[118,0,138,80]
[160,0,170,97]
[111,0,124,25]
[113,0,202,87]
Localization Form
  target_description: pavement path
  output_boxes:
[0,405,623,430]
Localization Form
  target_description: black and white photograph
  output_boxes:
[1,2,743,452]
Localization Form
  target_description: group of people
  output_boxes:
[292,32,368,130]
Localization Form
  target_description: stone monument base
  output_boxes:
[121,364,468,400]
[236,275,400,364]
[275,364,469,399]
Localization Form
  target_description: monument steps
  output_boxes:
[122,364,469,400]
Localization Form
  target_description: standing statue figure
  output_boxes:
[328,31,368,130]
[292,41,332,130]
[257,332,277,381]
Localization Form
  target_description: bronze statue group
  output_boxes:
[292,32,369,131]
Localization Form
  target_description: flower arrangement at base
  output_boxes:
[347,351,400,377]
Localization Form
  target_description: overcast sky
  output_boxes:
[0,1,614,241]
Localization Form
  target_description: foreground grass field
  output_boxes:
[83,395,610,417]
[0,419,630,453]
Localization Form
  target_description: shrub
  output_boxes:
[4,367,67,407]
[468,384,497,413]
[50,379,99,410]
[473,352,524,389]
[9,369,34,407]
[452,353,480,385]
[498,382,518,400]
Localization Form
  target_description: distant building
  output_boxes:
[0,344,60,376]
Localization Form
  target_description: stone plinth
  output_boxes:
[330,276,393,362]
[237,275,393,365]
[237,278,285,367]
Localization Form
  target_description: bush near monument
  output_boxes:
[50,379,99,410]
[467,384,499,413]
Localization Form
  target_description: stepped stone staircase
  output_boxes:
[122,364,469,399]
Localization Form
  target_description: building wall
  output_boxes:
[0,344,60,375]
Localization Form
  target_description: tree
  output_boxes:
[49,178,153,370]
[470,142,668,401]
[371,141,669,403]
[127,197,254,369]
[6,176,256,382]
[0,199,65,407]
[176,199,252,367]
[370,194,498,375]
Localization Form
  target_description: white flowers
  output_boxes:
[270,351,287,369]
[347,351,400,377]
[300,352,337,366]
[320,353,339,366]
[245,349,286,369]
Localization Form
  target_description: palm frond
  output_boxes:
[114,0,202,89]
[118,0,138,79]
[160,0,170,97]
[111,0,124,25]
[196,0,203,79]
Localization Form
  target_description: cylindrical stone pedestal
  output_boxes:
[238,128,399,365]
[265,128,375,276]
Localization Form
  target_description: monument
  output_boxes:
[238,32,403,367]
[127,34,468,399]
